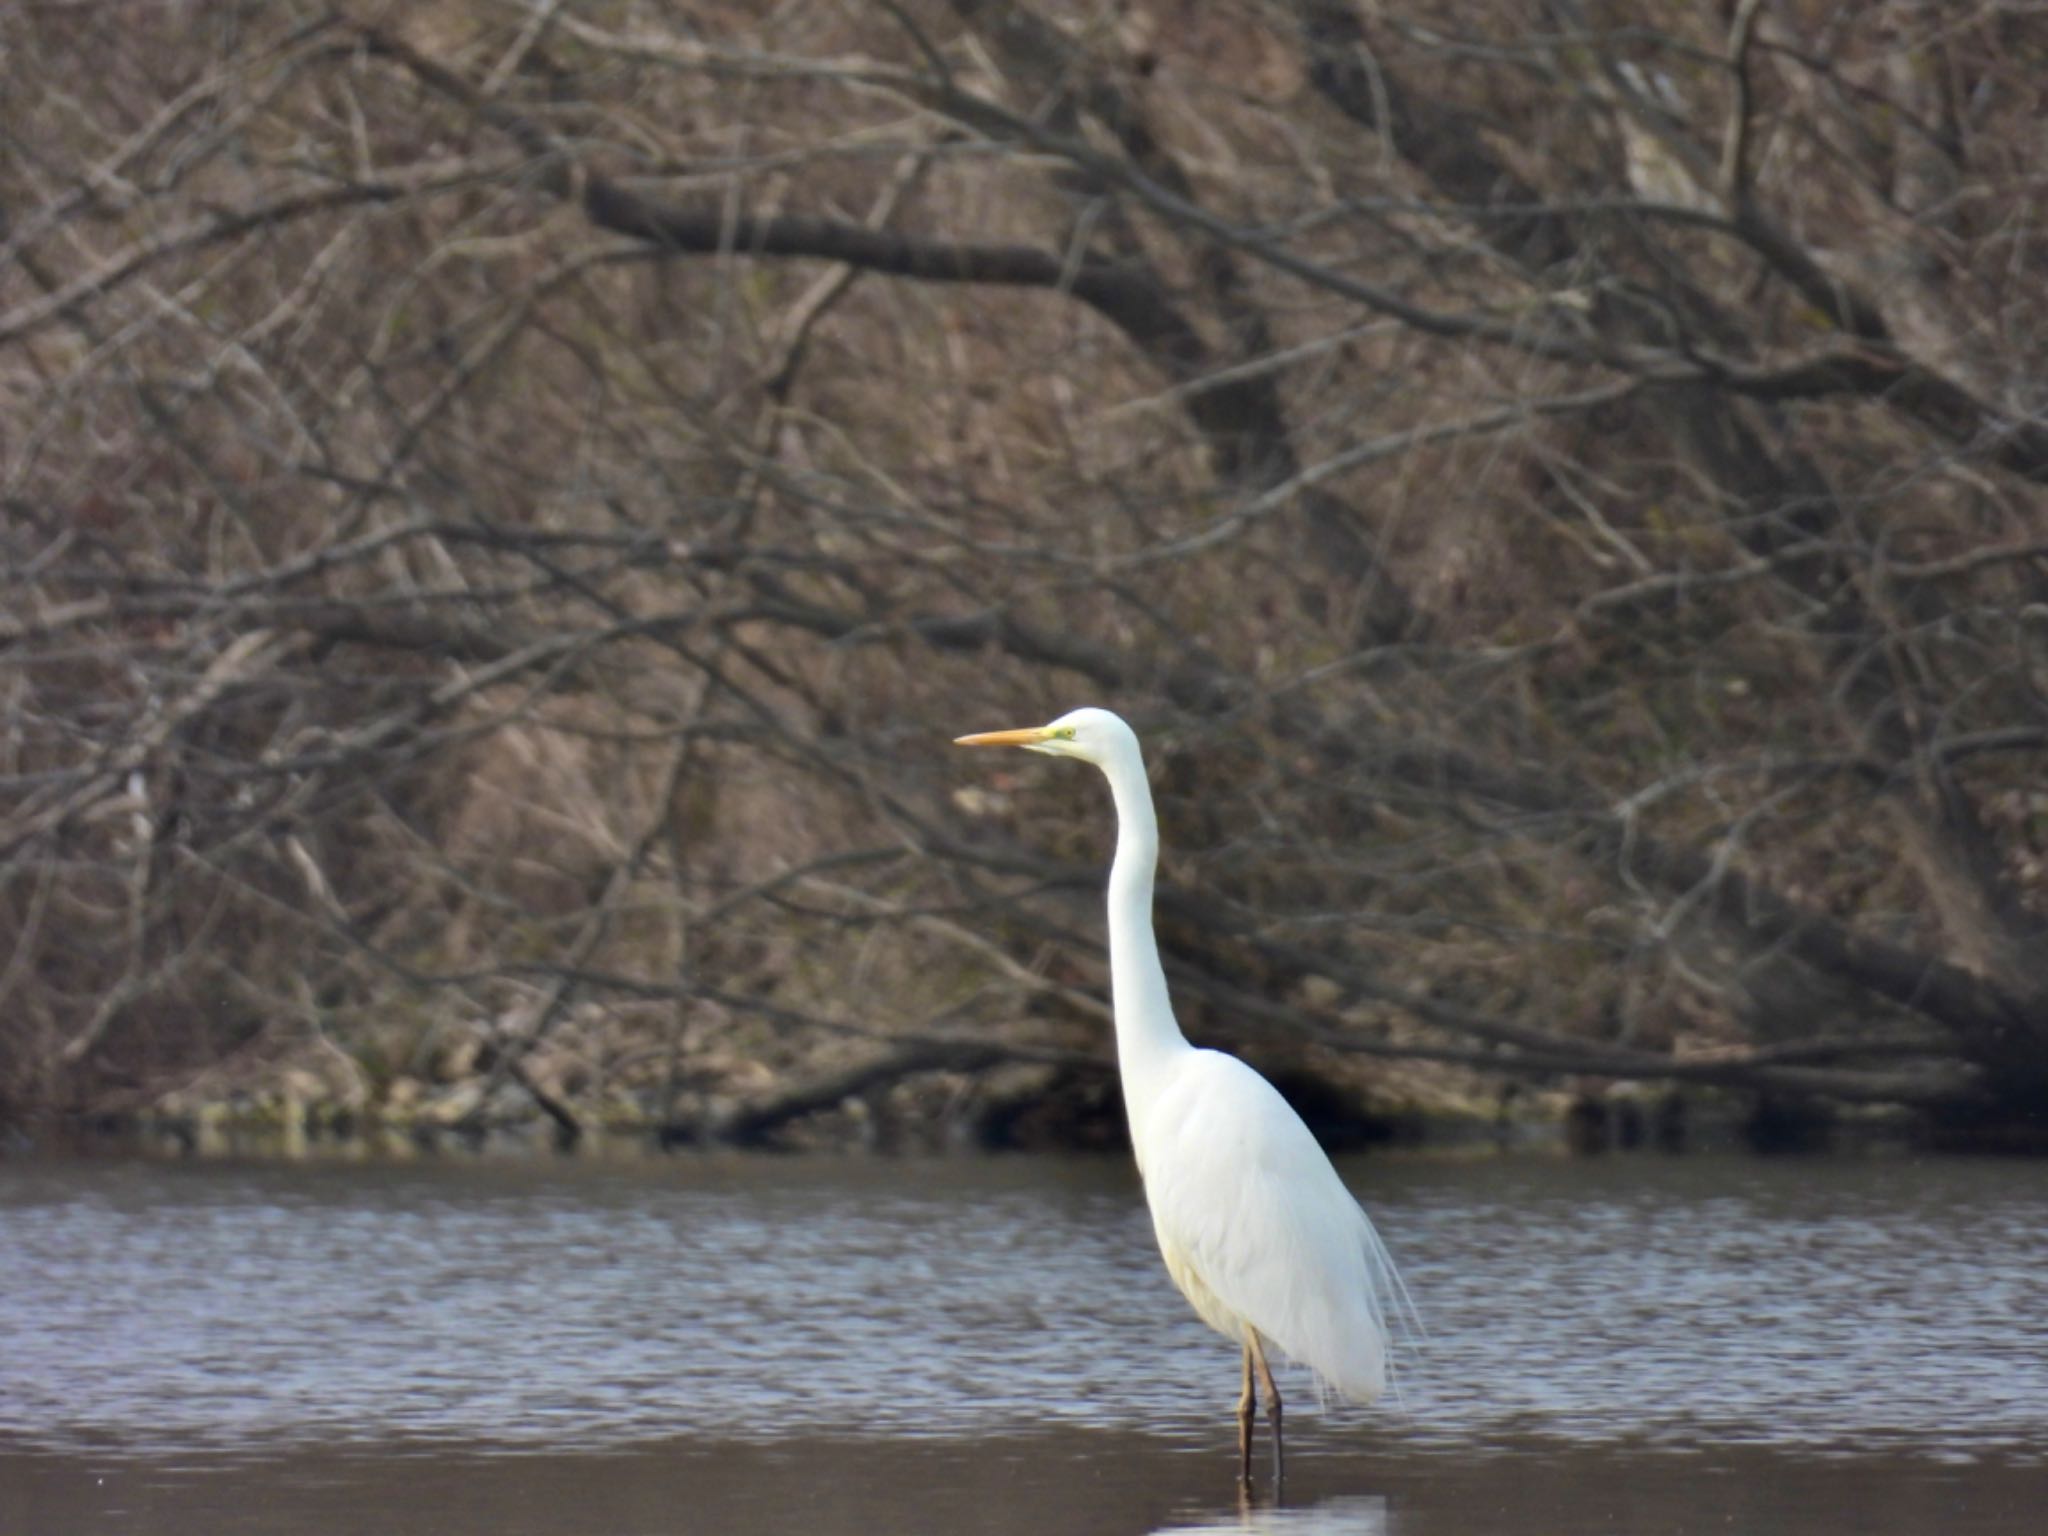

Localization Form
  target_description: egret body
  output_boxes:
[957,707,1408,1486]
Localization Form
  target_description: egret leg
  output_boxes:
[1248,1330,1283,1489]
[1235,1338,1257,1486]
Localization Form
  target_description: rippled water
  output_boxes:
[2,1150,2043,1463]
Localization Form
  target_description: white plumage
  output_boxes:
[957,706,1410,1485]
[1140,1049,1395,1402]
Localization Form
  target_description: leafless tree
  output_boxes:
[4,1,2046,1145]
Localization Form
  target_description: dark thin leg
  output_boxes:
[1248,1330,1284,1489]
[1236,1338,1256,1487]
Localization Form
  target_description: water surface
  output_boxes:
[2,1150,2043,1532]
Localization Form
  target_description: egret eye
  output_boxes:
[1057,726,1078,739]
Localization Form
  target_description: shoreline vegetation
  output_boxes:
[7,7,2048,1154]
[13,1043,1944,1160]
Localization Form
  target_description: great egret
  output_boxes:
[956,707,1409,1487]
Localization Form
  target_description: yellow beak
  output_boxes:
[954,726,1051,748]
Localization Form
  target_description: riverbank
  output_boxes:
[12,1051,1928,1161]
[12,982,1986,1160]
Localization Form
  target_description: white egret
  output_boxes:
[956,707,1410,1487]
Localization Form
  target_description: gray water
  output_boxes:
[3,1150,2045,1533]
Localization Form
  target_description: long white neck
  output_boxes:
[1100,743,1192,1131]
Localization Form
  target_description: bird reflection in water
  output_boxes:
[1152,1493,1391,1536]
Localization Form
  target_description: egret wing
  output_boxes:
[1138,1050,1395,1402]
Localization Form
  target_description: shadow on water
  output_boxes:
[5,1432,2044,1536]
[4,1150,2047,1532]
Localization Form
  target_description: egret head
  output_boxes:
[954,706,1139,770]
